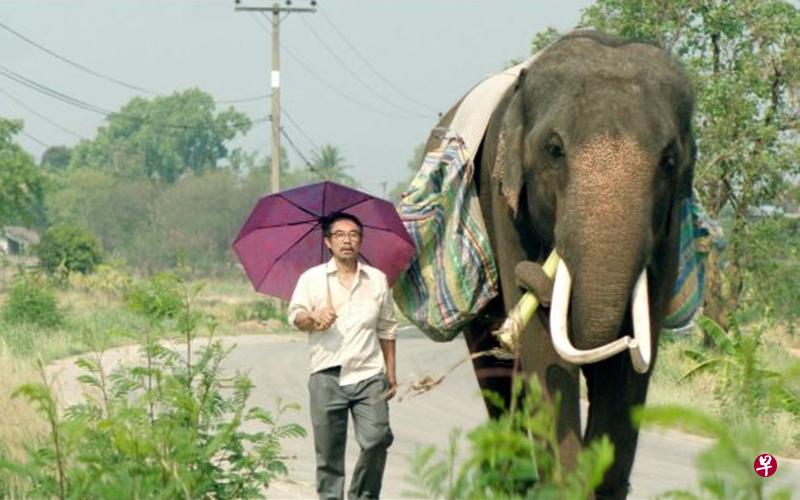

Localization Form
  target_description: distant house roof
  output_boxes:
[3,226,40,245]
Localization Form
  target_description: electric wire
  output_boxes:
[253,13,429,120]
[298,15,427,117]
[281,106,321,155]
[1,87,88,139]
[318,7,439,114]
[0,20,272,106]
[0,66,269,132]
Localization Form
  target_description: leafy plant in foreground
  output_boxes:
[2,273,306,498]
[406,376,614,499]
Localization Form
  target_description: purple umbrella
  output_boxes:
[233,181,416,301]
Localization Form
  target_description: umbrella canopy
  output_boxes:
[233,181,416,301]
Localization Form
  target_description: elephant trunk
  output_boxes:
[550,134,655,373]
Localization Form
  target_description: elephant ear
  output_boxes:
[492,69,529,217]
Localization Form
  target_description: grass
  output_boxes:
[648,323,800,457]
[0,343,47,467]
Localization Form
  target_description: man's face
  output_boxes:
[324,219,362,260]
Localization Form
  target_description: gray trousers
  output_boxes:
[308,368,394,500]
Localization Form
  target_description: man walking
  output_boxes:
[288,211,397,500]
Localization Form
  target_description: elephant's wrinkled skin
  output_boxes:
[461,31,695,498]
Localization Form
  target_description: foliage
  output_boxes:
[46,167,252,274]
[1,274,306,498]
[124,273,184,322]
[389,142,426,203]
[406,376,614,499]
[635,405,792,499]
[579,0,800,324]
[307,144,358,187]
[35,224,103,278]
[1,274,63,329]
[680,315,777,418]
[45,167,158,253]
[736,215,800,322]
[40,146,72,171]
[233,300,286,324]
[530,26,562,53]
[69,88,251,183]
[67,262,132,300]
[143,169,254,273]
[0,118,46,227]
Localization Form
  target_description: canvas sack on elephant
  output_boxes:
[392,58,538,342]
[394,54,714,342]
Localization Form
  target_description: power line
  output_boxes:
[0,20,274,106]
[19,129,49,148]
[0,66,113,115]
[298,15,428,117]
[0,19,156,94]
[253,13,430,120]
[0,66,269,132]
[318,7,439,115]
[281,106,321,155]
[280,127,315,170]
[216,93,271,104]
[0,87,88,139]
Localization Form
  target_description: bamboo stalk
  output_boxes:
[493,251,560,353]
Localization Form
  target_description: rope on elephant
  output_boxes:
[396,346,514,402]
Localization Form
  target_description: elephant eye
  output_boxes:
[660,145,678,173]
[545,142,564,160]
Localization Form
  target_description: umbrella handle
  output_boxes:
[326,273,333,309]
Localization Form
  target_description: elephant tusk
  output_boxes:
[550,260,633,365]
[629,269,652,374]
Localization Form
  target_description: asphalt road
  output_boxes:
[49,328,800,499]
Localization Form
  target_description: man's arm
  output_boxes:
[287,271,337,332]
[376,281,398,400]
[379,338,397,400]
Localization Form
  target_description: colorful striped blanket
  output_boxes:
[393,133,499,341]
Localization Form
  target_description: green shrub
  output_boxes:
[1,276,63,328]
[36,224,103,278]
[2,275,306,498]
[406,376,614,499]
[124,272,184,322]
[233,300,285,323]
[635,406,792,499]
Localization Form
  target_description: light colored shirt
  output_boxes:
[288,258,397,386]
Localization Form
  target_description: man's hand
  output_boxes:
[311,307,337,331]
[384,376,398,401]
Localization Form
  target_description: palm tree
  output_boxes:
[309,145,359,187]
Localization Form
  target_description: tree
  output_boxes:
[69,88,251,183]
[36,224,103,277]
[46,168,157,254]
[135,169,255,273]
[40,145,72,171]
[580,0,800,326]
[307,144,358,187]
[389,142,426,203]
[0,118,46,226]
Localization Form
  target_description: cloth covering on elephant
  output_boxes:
[394,53,714,342]
[393,57,537,341]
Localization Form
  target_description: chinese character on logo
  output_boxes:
[753,453,778,478]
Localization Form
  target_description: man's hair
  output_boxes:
[321,211,363,236]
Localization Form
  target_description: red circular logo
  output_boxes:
[754,453,778,477]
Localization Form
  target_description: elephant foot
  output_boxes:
[594,480,631,500]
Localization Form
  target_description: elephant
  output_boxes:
[453,30,696,498]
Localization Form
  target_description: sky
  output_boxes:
[1,0,594,197]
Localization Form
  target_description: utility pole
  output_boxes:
[235,1,316,193]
